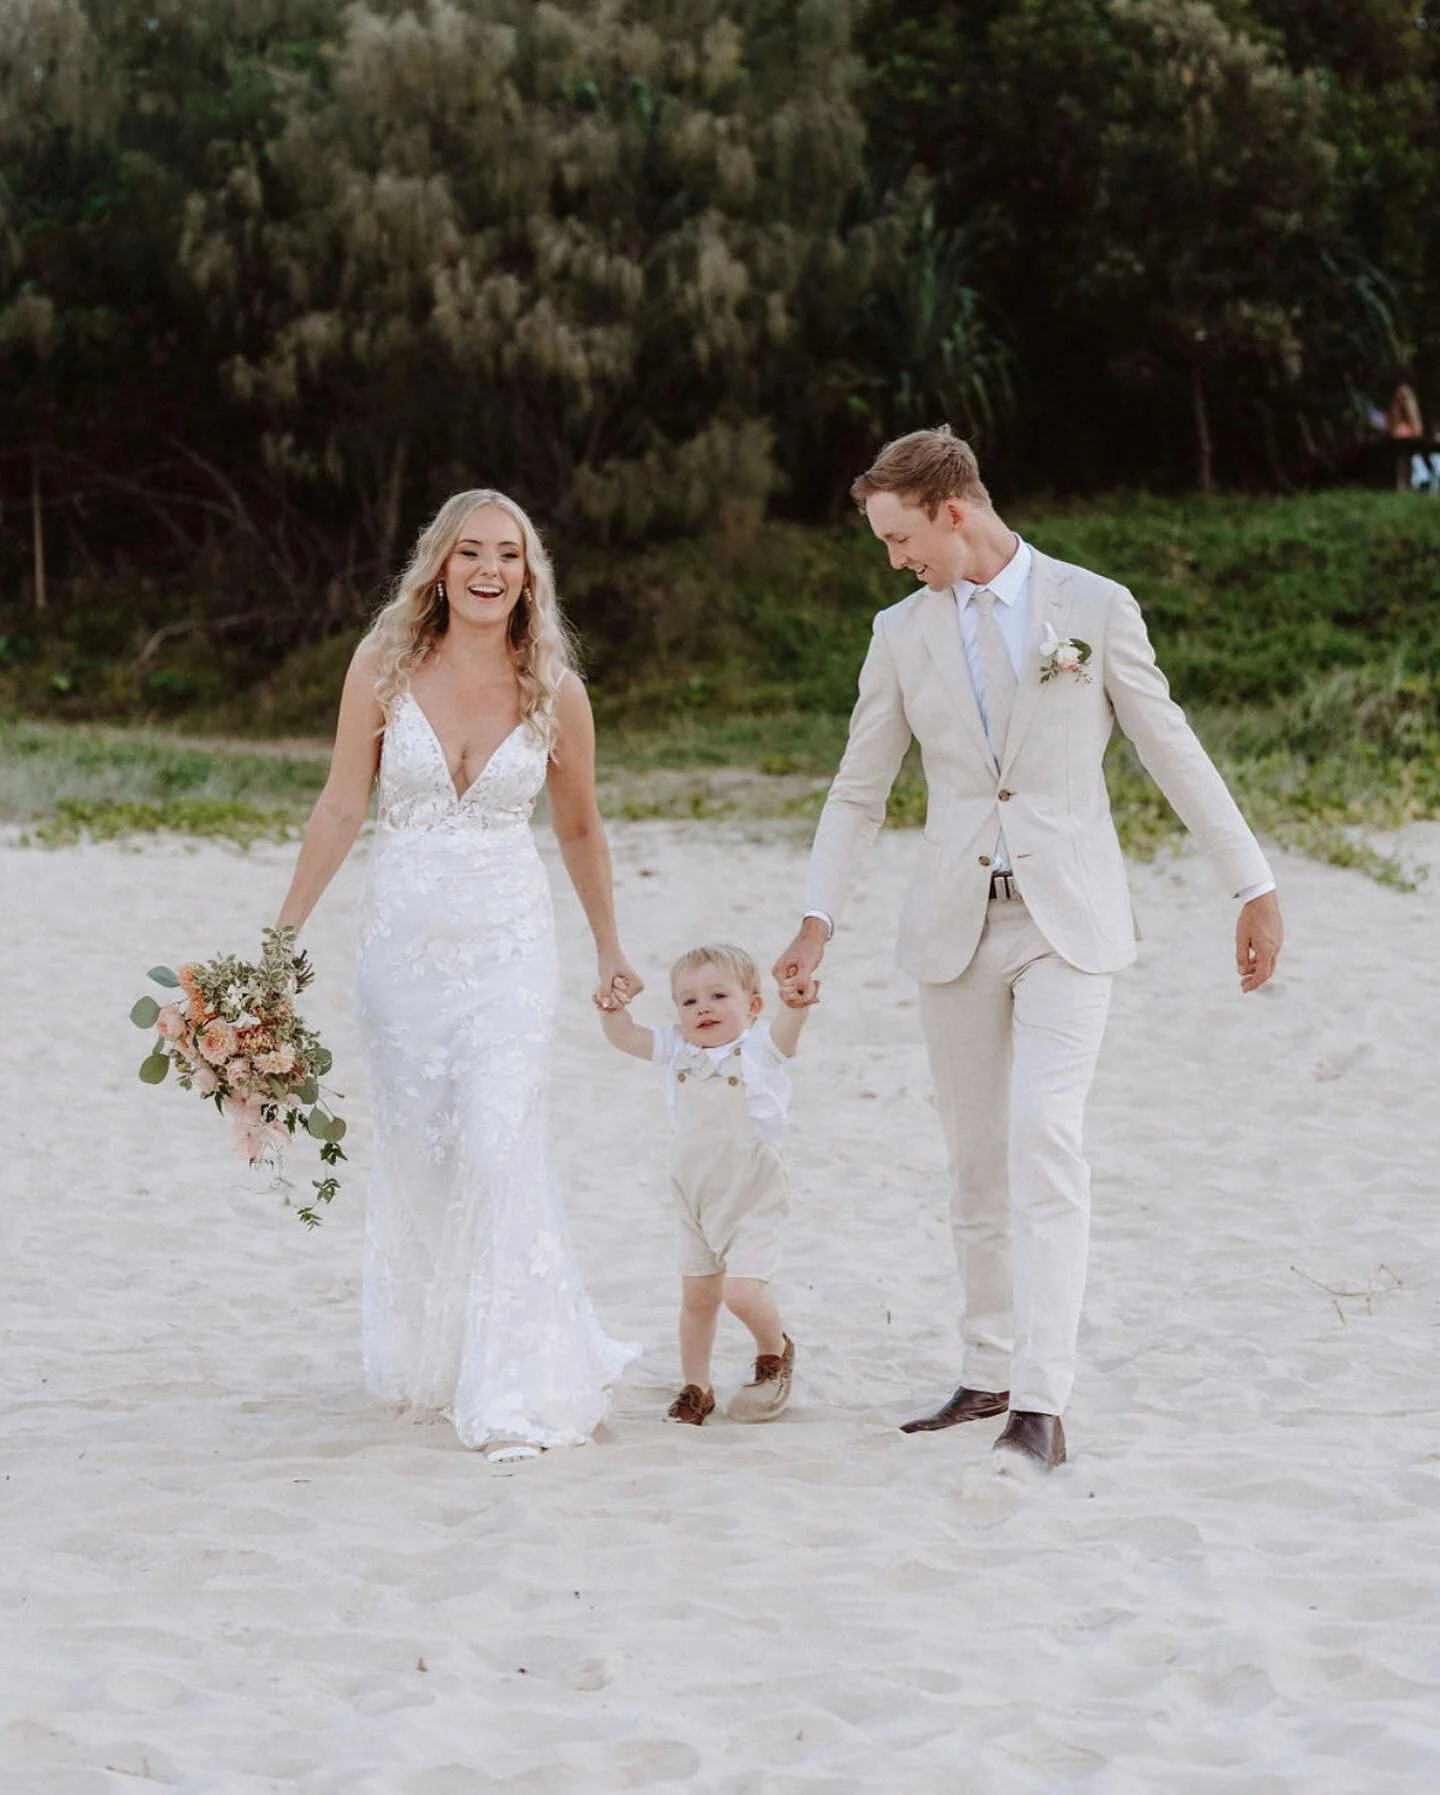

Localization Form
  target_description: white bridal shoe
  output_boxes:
[484,1441,541,1464]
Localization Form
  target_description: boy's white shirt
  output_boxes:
[651,1022,791,1142]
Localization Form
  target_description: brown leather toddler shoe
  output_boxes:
[727,1334,795,1422]
[666,1384,716,1425]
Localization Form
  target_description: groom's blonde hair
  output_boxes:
[850,425,991,517]
[670,944,761,996]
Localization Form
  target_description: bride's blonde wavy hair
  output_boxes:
[367,488,576,750]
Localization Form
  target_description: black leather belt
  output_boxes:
[987,869,1019,902]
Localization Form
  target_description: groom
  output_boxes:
[773,428,1282,1468]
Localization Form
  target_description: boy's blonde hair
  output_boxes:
[670,944,761,996]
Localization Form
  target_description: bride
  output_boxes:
[275,488,642,1459]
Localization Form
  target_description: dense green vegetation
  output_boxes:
[3,7,1436,881]
[2,0,1438,665]
[5,488,1438,728]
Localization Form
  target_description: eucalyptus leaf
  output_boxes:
[148,965,182,988]
[139,1052,170,1084]
[324,1116,348,1143]
[297,1077,319,1105]
[306,1107,329,1139]
[313,1049,334,1075]
[130,996,161,1029]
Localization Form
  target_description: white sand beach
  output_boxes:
[3,818,1439,1794]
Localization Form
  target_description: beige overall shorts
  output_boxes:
[670,1044,789,1280]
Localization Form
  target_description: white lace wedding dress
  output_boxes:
[355,691,637,1449]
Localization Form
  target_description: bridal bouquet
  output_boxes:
[131,926,346,1226]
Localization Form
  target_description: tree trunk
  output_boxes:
[31,457,48,613]
[379,435,408,573]
[1191,363,1213,496]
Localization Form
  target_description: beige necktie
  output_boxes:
[971,588,1016,761]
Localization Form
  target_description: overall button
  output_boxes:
[998,788,1012,801]
[978,855,992,867]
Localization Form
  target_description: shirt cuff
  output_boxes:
[1235,880,1276,904]
[802,909,834,938]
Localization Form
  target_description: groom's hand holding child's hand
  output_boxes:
[772,917,827,1009]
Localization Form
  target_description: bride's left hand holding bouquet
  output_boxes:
[131,925,347,1227]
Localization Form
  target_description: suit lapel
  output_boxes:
[1001,554,1070,775]
[916,588,996,771]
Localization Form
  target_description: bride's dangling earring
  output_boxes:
[435,579,449,627]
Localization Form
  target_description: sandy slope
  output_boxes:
[2,818,1438,1794]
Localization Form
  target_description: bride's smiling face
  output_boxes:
[441,504,527,626]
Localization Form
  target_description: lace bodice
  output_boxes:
[375,692,545,835]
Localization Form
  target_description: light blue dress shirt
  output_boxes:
[956,535,1032,874]
[955,534,1033,750]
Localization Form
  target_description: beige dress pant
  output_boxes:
[918,895,1113,1415]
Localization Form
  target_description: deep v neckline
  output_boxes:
[402,691,525,804]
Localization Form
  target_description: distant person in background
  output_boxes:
[1386,379,1423,439]
[1384,378,1431,493]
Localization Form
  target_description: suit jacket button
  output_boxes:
[978,855,992,867]
[998,789,1012,801]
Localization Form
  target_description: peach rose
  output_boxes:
[226,1057,252,1086]
[253,1047,297,1077]
[192,1064,220,1096]
[155,1005,186,1041]
[198,1019,238,1064]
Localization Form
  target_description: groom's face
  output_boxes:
[865,491,966,591]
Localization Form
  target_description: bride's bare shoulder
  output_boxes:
[350,633,386,679]
[325,635,387,749]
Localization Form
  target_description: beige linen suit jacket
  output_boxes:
[805,549,1273,981]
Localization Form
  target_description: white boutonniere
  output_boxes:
[1040,622,1093,684]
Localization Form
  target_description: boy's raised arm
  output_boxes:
[595,996,655,1061]
[769,988,813,1058]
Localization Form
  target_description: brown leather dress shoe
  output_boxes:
[666,1384,715,1425]
[899,1385,1010,1433]
[992,1410,1066,1468]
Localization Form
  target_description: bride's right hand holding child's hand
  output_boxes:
[592,975,636,1012]
[592,974,655,1060]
